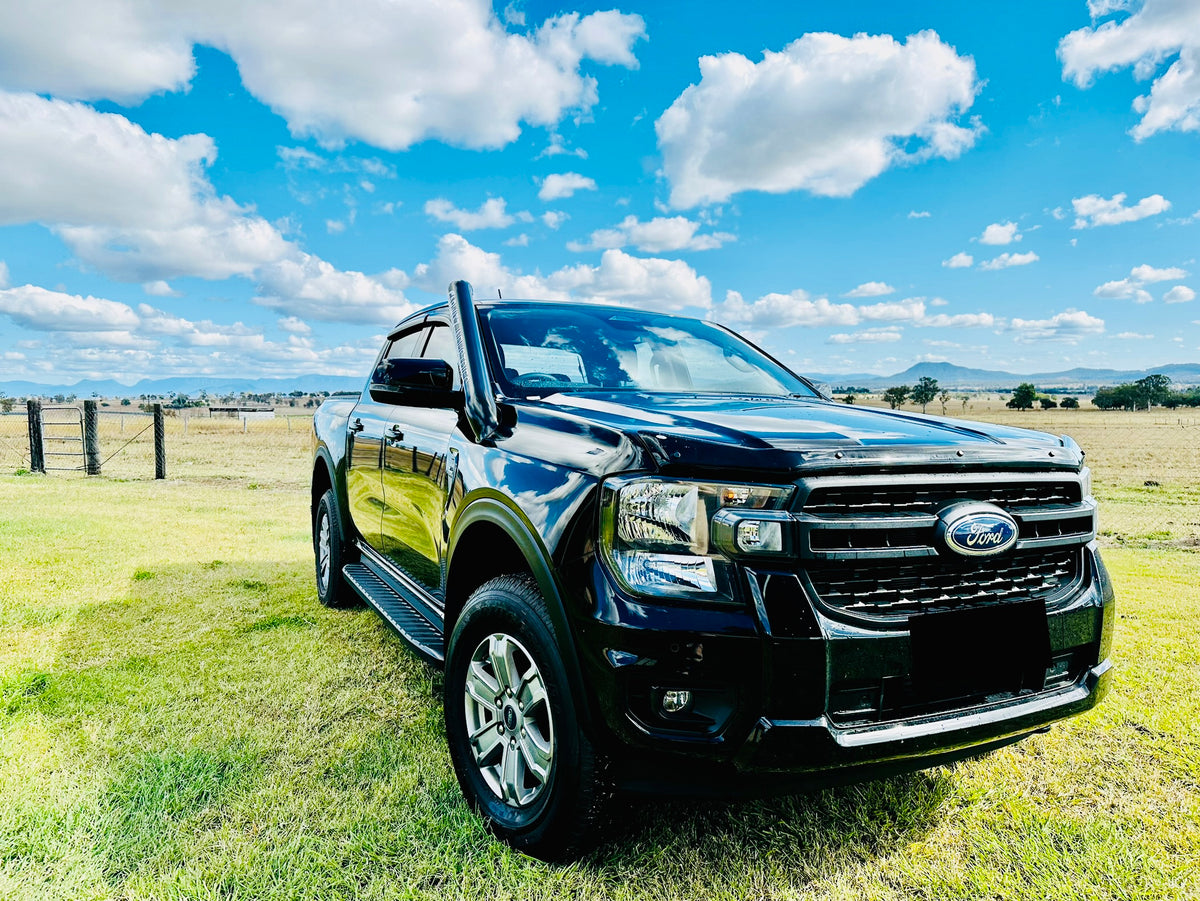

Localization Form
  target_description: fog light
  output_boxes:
[661,689,692,714]
[737,519,783,553]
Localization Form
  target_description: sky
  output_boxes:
[0,0,1198,386]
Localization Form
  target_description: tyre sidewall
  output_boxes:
[314,489,351,608]
[445,579,590,854]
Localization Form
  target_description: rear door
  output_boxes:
[345,325,428,551]
[380,322,458,600]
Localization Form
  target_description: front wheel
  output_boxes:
[444,575,607,859]
[313,488,357,608]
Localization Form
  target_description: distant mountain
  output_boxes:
[2,361,1198,398]
[0,374,365,399]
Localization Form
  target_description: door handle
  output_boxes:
[385,425,405,441]
[349,418,364,433]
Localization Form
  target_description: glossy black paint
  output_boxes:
[311,285,1113,794]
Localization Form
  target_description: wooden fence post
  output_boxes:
[153,403,166,479]
[83,400,101,475]
[26,399,45,473]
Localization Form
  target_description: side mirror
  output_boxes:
[369,358,462,408]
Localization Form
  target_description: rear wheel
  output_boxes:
[445,575,607,860]
[313,488,357,608]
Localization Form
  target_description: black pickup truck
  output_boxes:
[310,280,1113,858]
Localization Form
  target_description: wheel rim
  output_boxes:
[317,510,331,593]
[463,632,555,807]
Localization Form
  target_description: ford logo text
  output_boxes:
[936,504,1019,557]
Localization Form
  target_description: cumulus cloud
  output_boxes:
[979,251,1039,270]
[568,215,734,252]
[843,281,895,298]
[538,172,597,201]
[0,2,646,151]
[409,233,711,312]
[979,221,1022,245]
[942,252,974,268]
[142,280,180,297]
[916,312,998,328]
[655,30,982,207]
[1164,285,1196,303]
[712,290,925,329]
[1071,192,1171,228]
[1010,309,1105,342]
[1094,263,1190,303]
[1059,0,1200,140]
[542,211,569,229]
[424,197,526,230]
[0,284,140,332]
[908,210,931,219]
[256,252,415,324]
[0,261,8,289]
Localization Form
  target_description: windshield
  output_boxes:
[481,304,816,398]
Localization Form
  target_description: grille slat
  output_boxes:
[803,481,1081,517]
[806,549,1081,619]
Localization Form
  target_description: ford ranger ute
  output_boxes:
[310,280,1113,859]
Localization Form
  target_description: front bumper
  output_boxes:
[568,542,1115,794]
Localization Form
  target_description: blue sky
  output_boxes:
[0,0,1197,385]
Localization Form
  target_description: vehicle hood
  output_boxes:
[532,392,1079,474]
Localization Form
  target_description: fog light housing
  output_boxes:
[711,509,793,557]
[661,689,692,714]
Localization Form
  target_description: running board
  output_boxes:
[343,561,445,664]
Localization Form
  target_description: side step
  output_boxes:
[343,562,445,664]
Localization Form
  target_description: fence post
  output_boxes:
[153,403,166,479]
[26,399,45,473]
[83,400,101,475]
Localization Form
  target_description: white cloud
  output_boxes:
[1165,285,1196,303]
[568,215,734,253]
[277,316,312,335]
[142,280,180,297]
[0,261,8,289]
[827,328,903,344]
[916,312,998,328]
[979,221,1022,245]
[1116,331,1154,339]
[908,210,931,219]
[712,290,925,329]
[1010,309,1105,343]
[0,285,140,332]
[409,234,711,312]
[1094,263,1190,303]
[1071,192,1171,228]
[504,234,530,247]
[0,3,646,151]
[256,252,414,324]
[979,251,1039,270]
[942,252,974,268]
[1130,263,1188,282]
[325,219,346,235]
[655,30,982,207]
[538,172,597,201]
[542,210,569,229]
[1094,279,1153,303]
[1059,0,1200,140]
[424,197,523,230]
[843,281,895,298]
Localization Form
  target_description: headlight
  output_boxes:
[600,477,793,600]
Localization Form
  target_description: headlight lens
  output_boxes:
[600,477,792,600]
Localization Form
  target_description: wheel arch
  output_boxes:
[446,497,596,732]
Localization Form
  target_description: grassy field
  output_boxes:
[0,407,1197,899]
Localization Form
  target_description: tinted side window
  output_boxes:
[421,325,460,388]
[385,326,430,362]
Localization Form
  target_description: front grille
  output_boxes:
[804,548,1083,619]
[793,471,1094,622]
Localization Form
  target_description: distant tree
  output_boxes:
[1135,373,1171,409]
[842,394,856,405]
[1006,383,1038,411]
[882,385,910,410]
[1060,396,1079,409]
[910,376,939,413]
[959,394,970,413]
[1039,397,1058,410]
[939,390,951,415]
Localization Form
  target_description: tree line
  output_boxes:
[1092,374,1199,410]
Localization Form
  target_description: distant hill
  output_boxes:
[2,361,1198,398]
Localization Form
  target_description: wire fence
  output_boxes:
[2,403,1197,547]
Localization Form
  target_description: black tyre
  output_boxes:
[445,574,607,860]
[313,488,357,608]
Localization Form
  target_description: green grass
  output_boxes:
[1,433,1198,899]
